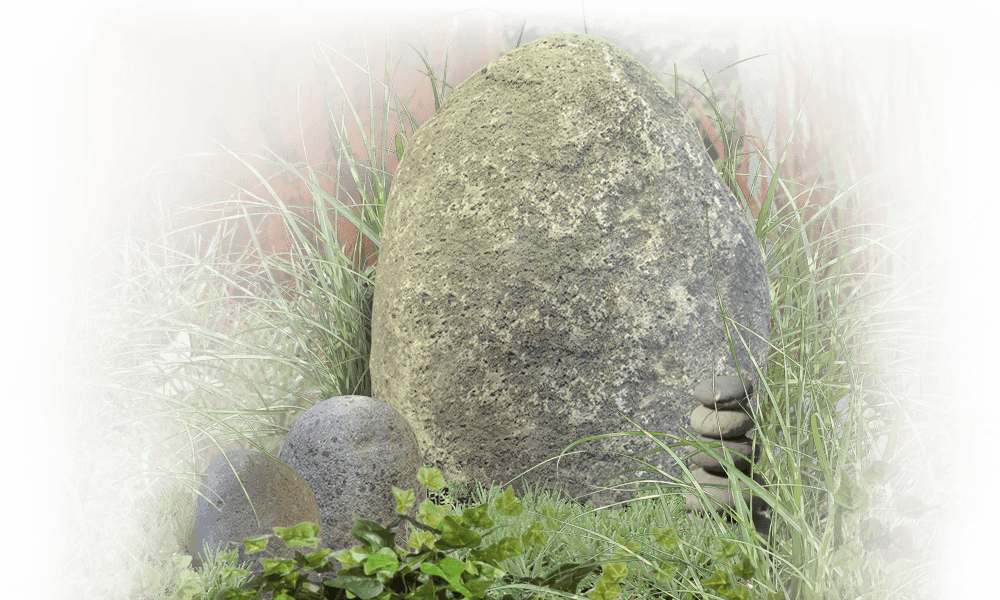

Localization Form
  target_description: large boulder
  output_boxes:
[277,396,425,573]
[369,32,770,509]
[188,449,323,578]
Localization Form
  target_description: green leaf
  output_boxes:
[349,516,398,550]
[434,515,482,550]
[859,517,890,550]
[362,548,400,576]
[863,459,898,487]
[730,556,756,580]
[702,568,734,592]
[273,522,321,549]
[877,524,920,562]
[241,534,270,554]
[538,504,570,531]
[522,523,547,548]
[418,466,446,491]
[395,132,406,160]
[810,413,835,495]
[418,499,450,529]
[323,574,385,600]
[590,560,628,599]
[648,527,679,549]
[894,493,936,519]
[528,562,596,594]
[408,530,437,551]
[832,539,864,571]
[833,475,869,513]
[476,536,524,564]
[393,486,416,514]
[460,503,494,529]
[713,539,740,561]
[436,555,469,578]
[494,487,524,518]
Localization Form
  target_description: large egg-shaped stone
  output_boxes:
[370,32,770,509]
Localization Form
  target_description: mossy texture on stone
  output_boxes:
[370,33,770,508]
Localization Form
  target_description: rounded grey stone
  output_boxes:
[688,434,758,475]
[684,467,767,515]
[188,449,323,578]
[693,377,753,409]
[369,31,771,510]
[277,396,425,572]
[690,404,754,438]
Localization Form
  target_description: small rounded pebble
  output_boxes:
[693,377,754,409]
[683,467,768,514]
[690,404,754,438]
[688,434,758,475]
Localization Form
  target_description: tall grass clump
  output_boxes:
[62,14,944,600]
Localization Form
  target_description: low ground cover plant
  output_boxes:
[63,11,944,600]
[202,466,763,600]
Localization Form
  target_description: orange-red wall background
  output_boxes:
[73,9,775,282]
[73,8,514,286]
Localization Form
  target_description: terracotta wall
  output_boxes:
[74,8,787,302]
[42,0,945,335]
[76,8,511,294]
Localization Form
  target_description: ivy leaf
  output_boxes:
[730,555,755,580]
[522,522,547,548]
[863,460,898,487]
[539,504,570,531]
[861,519,889,551]
[494,487,524,518]
[418,466,446,490]
[713,539,740,561]
[833,476,868,514]
[649,527,679,549]
[880,525,917,564]
[833,544,861,571]
[702,568,734,592]
[896,494,944,519]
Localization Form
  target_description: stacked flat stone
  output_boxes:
[685,377,772,541]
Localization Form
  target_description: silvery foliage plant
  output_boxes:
[764,240,886,465]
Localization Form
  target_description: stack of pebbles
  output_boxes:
[685,376,773,542]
